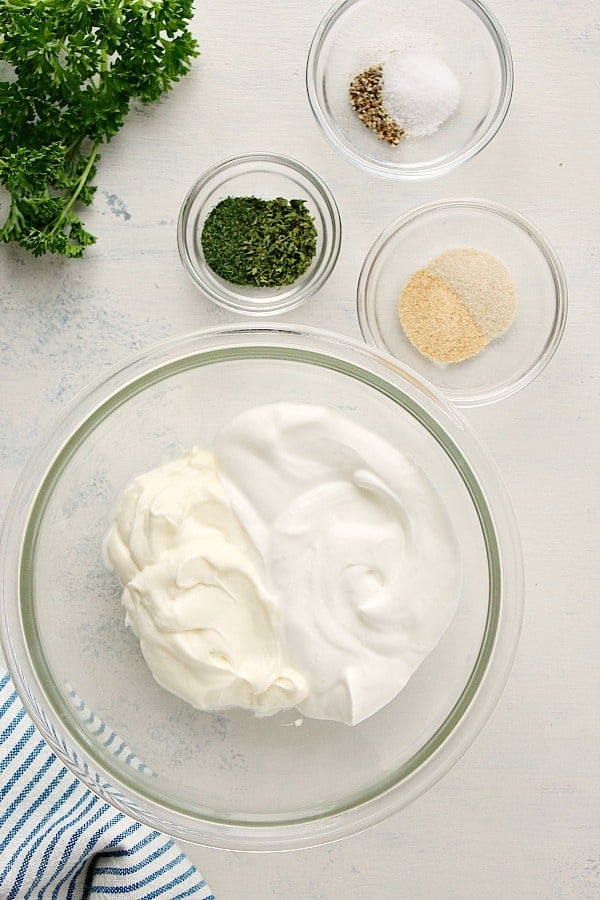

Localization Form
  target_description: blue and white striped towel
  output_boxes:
[0,672,214,899]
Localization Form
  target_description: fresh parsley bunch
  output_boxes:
[0,0,199,257]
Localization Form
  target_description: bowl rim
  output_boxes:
[177,152,342,315]
[306,0,514,180]
[0,324,524,851]
[357,197,569,406]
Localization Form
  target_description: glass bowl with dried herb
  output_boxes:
[178,154,342,315]
[306,0,513,180]
[357,199,568,406]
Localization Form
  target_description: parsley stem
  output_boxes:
[49,141,100,237]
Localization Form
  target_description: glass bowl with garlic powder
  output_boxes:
[357,199,568,406]
[306,0,513,179]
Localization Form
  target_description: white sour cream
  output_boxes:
[104,404,460,725]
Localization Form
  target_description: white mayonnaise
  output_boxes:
[103,448,309,716]
[105,404,460,725]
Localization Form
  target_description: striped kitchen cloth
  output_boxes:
[0,672,214,899]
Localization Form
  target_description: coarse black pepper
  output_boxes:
[349,65,405,146]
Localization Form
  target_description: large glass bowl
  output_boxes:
[0,326,523,851]
[306,0,513,179]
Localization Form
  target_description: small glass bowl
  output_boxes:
[177,153,342,316]
[306,0,513,179]
[357,199,568,406]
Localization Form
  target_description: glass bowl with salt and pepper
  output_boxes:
[306,0,513,179]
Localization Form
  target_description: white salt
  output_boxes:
[381,50,461,137]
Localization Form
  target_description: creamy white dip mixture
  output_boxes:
[104,403,460,725]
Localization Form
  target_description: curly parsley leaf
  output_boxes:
[0,0,199,257]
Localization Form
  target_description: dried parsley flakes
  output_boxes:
[201,196,317,287]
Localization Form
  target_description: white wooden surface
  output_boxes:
[1,1,598,897]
